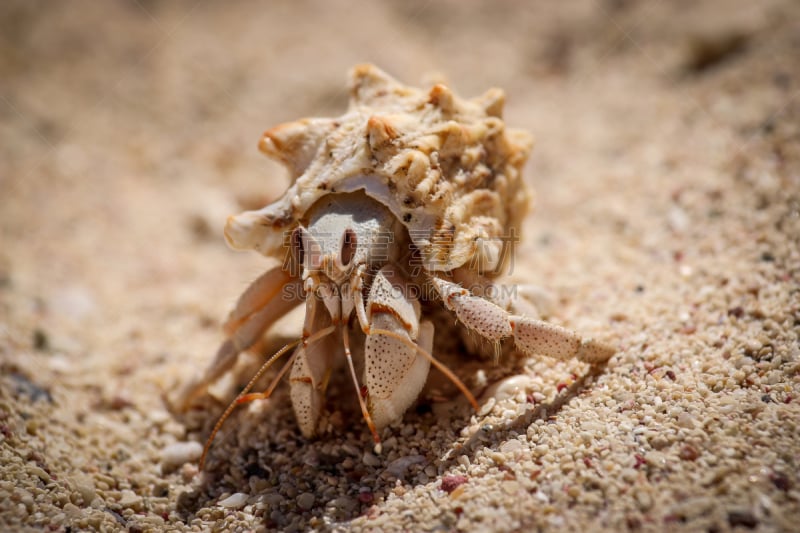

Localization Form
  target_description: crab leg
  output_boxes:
[430,277,615,364]
[360,267,431,430]
[222,265,299,335]
[175,265,303,410]
[199,338,301,470]
[200,324,337,469]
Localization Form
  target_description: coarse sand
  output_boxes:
[1,1,798,531]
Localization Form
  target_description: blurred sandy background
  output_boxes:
[1,1,799,531]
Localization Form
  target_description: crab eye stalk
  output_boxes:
[291,227,305,270]
[340,228,357,267]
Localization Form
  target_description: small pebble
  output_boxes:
[728,509,758,529]
[677,412,695,428]
[62,502,82,518]
[649,435,670,450]
[679,444,700,461]
[218,492,248,509]
[17,488,34,510]
[635,489,653,510]
[341,443,360,456]
[441,475,468,494]
[297,492,315,511]
[118,489,141,509]
[362,452,381,467]
[180,462,199,483]
[358,488,374,504]
[478,397,496,416]
[161,441,203,471]
[386,455,426,478]
[329,496,357,512]
[769,471,791,492]
[500,439,522,454]
[69,475,96,506]
[483,375,534,402]
[502,480,521,495]
[26,465,51,483]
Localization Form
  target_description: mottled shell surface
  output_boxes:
[226,64,533,276]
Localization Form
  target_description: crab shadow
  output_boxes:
[439,363,608,471]
[170,354,608,530]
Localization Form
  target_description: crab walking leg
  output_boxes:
[430,277,615,364]
[362,267,432,430]
[199,338,301,470]
[199,324,337,470]
[175,269,304,410]
[511,318,616,363]
[222,265,299,335]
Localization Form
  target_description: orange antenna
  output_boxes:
[234,350,295,406]
[369,327,479,411]
[199,325,336,470]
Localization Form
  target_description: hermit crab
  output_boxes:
[176,65,615,464]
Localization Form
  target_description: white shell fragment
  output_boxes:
[482,374,535,403]
[160,441,204,471]
[226,64,533,276]
[218,492,249,509]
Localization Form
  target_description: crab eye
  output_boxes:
[340,228,357,266]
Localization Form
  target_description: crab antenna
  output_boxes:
[341,325,383,453]
[234,348,296,406]
[368,327,479,411]
[199,325,337,470]
[199,340,300,471]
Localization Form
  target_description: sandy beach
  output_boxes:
[1,1,798,531]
